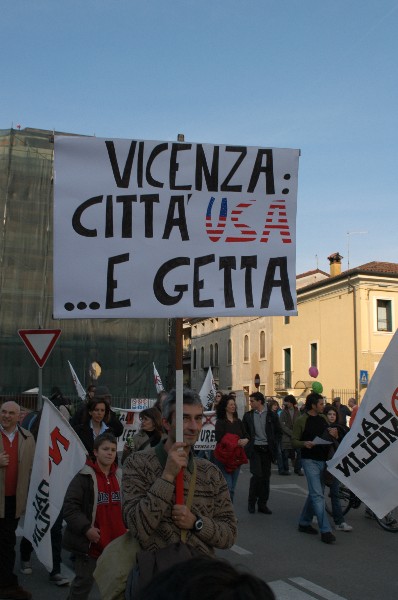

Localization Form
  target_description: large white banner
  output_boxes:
[54,137,299,318]
[23,399,87,571]
[327,330,398,518]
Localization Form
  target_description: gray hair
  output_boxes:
[162,388,203,422]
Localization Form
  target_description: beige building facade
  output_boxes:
[273,258,398,402]
[188,257,398,406]
[190,316,274,398]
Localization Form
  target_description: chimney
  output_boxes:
[327,252,343,277]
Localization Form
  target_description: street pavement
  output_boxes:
[220,465,398,600]
[16,464,398,600]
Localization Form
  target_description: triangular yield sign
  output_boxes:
[18,329,62,368]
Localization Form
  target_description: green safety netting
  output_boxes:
[0,128,174,403]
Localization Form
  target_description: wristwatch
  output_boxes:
[193,515,204,531]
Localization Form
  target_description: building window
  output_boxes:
[284,347,292,388]
[310,342,318,368]
[200,346,205,369]
[210,344,214,366]
[377,299,392,332]
[260,331,265,359]
[214,343,219,366]
[193,349,197,370]
[227,339,232,365]
[244,335,249,362]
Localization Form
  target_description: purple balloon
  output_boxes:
[309,366,319,378]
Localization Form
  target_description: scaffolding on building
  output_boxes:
[0,127,174,398]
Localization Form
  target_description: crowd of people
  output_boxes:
[0,384,359,599]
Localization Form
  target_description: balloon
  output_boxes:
[309,366,319,378]
[312,381,323,394]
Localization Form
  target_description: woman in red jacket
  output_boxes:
[214,395,249,502]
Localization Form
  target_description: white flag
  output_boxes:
[199,367,217,409]
[68,360,86,401]
[23,398,87,571]
[327,329,398,518]
[153,362,164,394]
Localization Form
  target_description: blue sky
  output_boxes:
[2,0,397,275]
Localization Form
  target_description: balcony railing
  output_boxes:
[274,371,293,390]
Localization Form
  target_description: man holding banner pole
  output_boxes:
[0,401,35,600]
[122,388,236,556]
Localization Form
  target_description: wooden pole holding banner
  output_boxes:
[175,133,186,505]
[175,318,185,504]
[176,133,185,504]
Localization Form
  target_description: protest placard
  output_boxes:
[54,137,299,318]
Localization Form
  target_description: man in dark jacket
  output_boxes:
[279,395,303,476]
[242,392,282,515]
[292,393,338,544]
[332,397,351,427]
